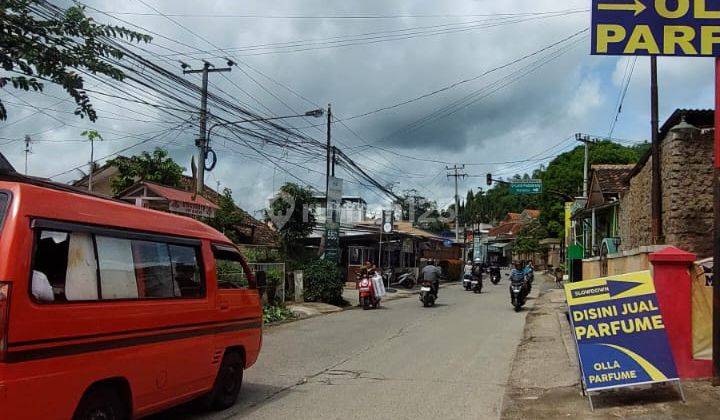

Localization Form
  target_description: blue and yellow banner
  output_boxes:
[591,0,720,57]
[565,271,679,391]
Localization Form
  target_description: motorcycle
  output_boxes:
[395,269,417,289]
[472,273,483,294]
[381,268,393,288]
[462,273,473,291]
[525,269,535,293]
[510,280,528,312]
[490,266,501,285]
[419,280,437,307]
[358,276,381,310]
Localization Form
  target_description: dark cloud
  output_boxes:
[0,0,714,212]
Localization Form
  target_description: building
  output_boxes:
[117,181,218,218]
[310,195,368,225]
[571,164,634,258]
[619,109,714,258]
[72,160,278,247]
[581,109,714,279]
[483,209,540,265]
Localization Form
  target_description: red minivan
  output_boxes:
[0,169,263,419]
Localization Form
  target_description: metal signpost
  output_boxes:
[591,0,720,384]
[510,179,543,195]
[565,271,682,409]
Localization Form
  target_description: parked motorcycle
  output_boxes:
[395,269,417,289]
[419,280,437,307]
[358,276,381,310]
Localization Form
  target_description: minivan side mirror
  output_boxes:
[255,271,267,289]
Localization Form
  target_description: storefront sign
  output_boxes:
[168,200,216,218]
[565,271,679,391]
[592,0,720,57]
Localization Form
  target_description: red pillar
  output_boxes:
[650,247,713,379]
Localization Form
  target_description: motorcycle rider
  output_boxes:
[524,260,534,276]
[464,260,473,277]
[509,261,527,304]
[421,260,441,296]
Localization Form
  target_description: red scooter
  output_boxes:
[358,275,381,310]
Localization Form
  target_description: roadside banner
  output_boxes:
[564,271,679,392]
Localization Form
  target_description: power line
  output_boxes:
[94,9,590,20]
[608,57,638,138]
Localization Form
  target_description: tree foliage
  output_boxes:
[302,259,345,305]
[513,219,550,254]
[0,1,151,121]
[108,148,184,194]
[204,188,245,244]
[266,183,316,256]
[462,141,647,238]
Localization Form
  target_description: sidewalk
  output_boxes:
[500,278,720,419]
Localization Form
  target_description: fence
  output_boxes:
[248,262,286,302]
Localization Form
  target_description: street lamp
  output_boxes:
[202,108,325,172]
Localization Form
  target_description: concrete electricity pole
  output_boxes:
[575,134,597,198]
[325,104,332,201]
[23,135,31,175]
[183,61,232,195]
[447,165,467,242]
[403,188,420,226]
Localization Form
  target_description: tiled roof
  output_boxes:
[489,222,524,237]
[523,209,541,219]
[591,164,634,193]
[177,177,279,247]
[143,181,219,209]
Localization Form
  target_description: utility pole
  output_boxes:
[325,103,332,207]
[447,165,467,242]
[23,135,31,175]
[331,146,336,177]
[183,61,232,195]
[575,133,596,198]
[713,56,720,385]
[650,57,663,245]
[404,188,419,225]
[575,134,597,257]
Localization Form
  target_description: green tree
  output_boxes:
[462,141,645,238]
[267,183,316,257]
[204,188,245,244]
[0,1,151,121]
[514,219,550,255]
[108,148,184,194]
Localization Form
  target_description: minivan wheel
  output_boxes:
[204,351,244,411]
[73,386,128,420]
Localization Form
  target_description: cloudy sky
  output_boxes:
[1,0,715,216]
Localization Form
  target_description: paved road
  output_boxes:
[163,274,535,420]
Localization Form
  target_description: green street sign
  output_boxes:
[324,221,341,263]
[510,180,543,195]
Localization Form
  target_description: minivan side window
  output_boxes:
[31,228,204,303]
[213,247,249,289]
